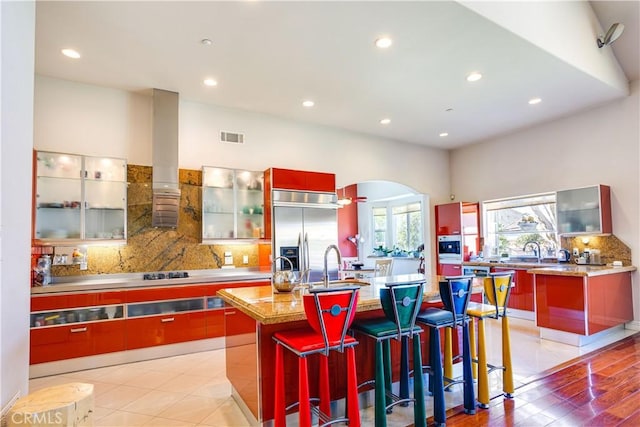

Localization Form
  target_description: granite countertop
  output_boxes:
[31,268,272,294]
[217,273,483,325]
[525,265,637,277]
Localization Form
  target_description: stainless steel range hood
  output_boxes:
[151,88,180,228]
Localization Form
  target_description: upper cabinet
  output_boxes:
[202,167,264,241]
[34,151,127,244]
[556,185,612,235]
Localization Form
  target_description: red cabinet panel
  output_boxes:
[439,263,462,276]
[126,285,205,303]
[126,311,207,349]
[206,309,225,338]
[535,275,586,334]
[435,202,462,235]
[267,168,335,193]
[32,291,125,311]
[492,268,534,311]
[30,320,126,364]
[224,307,257,348]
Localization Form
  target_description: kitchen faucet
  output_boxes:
[523,241,541,262]
[323,244,342,287]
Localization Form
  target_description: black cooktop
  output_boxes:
[143,271,189,280]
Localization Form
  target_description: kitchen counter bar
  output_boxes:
[218,274,483,424]
[218,273,475,324]
[526,265,636,277]
[31,268,272,294]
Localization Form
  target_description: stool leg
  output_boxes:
[444,327,453,384]
[399,336,410,404]
[470,317,477,380]
[476,318,490,409]
[430,327,446,426]
[346,347,361,427]
[319,354,331,417]
[374,340,388,427]
[412,334,427,427]
[502,316,514,398]
[461,322,476,414]
[298,356,311,427]
[382,339,392,411]
[274,344,286,427]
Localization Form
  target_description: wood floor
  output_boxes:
[426,332,640,427]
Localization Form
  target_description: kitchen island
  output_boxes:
[527,265,636,346]
[217,274,480,425]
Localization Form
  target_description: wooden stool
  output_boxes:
[7,382,94,427]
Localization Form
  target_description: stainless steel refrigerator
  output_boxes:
[272,190,339,282]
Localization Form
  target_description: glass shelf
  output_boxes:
[127,298,204,318]
[206,296,225,309]
[30,304,124,328]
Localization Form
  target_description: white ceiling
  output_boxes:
[34,1,639,150]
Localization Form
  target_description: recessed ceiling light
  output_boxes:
[375,37,393,49]
[201,38,213,46]
[61,48,81,59]
[445,108,454,112]
[528,97,542,105]
[466,72,482,82]
[439,132,449,137]
[204,78,218,87]
[380,118,391,125]
[302,100,315,108]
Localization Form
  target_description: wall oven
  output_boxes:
[437,235,462,264]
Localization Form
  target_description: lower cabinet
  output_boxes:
[438,263,462,276]
[492,267,534,311]
[30,320,126,364]
[30,280,269,364]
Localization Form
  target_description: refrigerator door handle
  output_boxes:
[304,232,310,273]
[297,232,304,271]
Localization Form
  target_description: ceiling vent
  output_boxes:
[220,131,244,144]
[151,89,180,228]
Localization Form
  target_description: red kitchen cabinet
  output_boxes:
[492,267,534,311]
[439,263,462,276]
[126,311,207,349]
[266,168,335,193]
[31,290,125,312]
[30,320,126,364]
[436,202,463,235]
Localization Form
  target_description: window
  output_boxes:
[372,200,423,252]
[392,202,422,251]
[483,193,558,259]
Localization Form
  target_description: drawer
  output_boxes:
[31,291,125,311]
[126,311,206,349]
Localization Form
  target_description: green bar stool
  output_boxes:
[467,271,515,408]
[351,281,426,427]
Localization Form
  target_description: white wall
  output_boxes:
[451,80,640,324]
[1,0,35,409]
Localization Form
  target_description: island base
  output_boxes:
[540,324,627,347]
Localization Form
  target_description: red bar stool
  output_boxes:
[273,286,360,427]
[466,271,515,408]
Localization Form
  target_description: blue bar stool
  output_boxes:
[351,281,426,427]
[416,275,476,426]
[467,271,515,408]
[273,286,361,427]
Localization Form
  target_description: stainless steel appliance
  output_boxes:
[272,190,339,282]
[437,235,463,264]
[462,265,491,277]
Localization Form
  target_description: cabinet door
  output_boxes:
[492,268,533,311]
[556,185,611,235]
[30,320,126,364]
[84,156,127,240]
[126,311,207,349]
[435,202,462,235]
[439,263,462,276]
[224,307,257,348]
[269,168,335,192]
[236,170,265,239]
[35,152,83,240]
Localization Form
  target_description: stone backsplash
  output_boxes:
[50,165,269,278]
[561,234,631,266]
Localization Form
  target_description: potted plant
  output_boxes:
[373,245,391,257]
[517,215,538,231]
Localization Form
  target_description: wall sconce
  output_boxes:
[581,237,590,245]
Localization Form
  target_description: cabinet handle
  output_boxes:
[70,327,87,333]
[224,311,236,316]
[161,317,175,323]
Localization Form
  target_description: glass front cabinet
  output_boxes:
[556,184,612,235]
[202,166,264,241]
[34,151,127,243]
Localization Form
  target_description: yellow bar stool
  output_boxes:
[466,271,515,408]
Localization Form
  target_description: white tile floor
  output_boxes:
[28,318,637,426]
